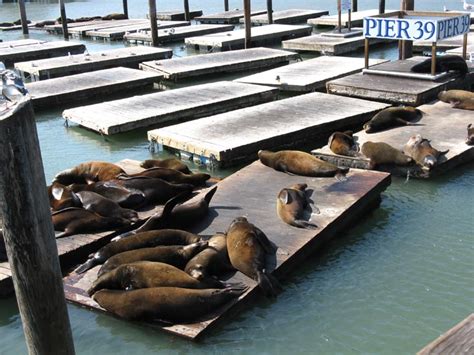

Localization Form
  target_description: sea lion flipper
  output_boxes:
[253,227,277,254]
[395,117,411,126]
[257,270,281,298]
[75,257,99,274]
[292,220,318,229]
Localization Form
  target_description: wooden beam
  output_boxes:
[267,0,273,24]
[183,0,190,22]
[59,0,69,39]
[462,33,468,60]
[431,42,437,76]
[0,100,75,354]
[379,0,386,14]
[123,0,129,18]
[148,0,159,47]
[364,38,369,69]
[243,0,251,49]
[18,0,28,35]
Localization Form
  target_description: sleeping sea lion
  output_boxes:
[48,182,81,211]
[403,134,449,171]
[92,286,247,323]
[76,191,138,222]
[410,55,468,76]
[98,241,208,277]
[361,141,413,169]
[75,229,201,274]
[328,130,359,157]
[277,183,318,229]
[53,161,125,185]
[119,167,210,187]
[140,158,191,174]
[466,124,474,145]
[438,90,474,111]
[226,217,281,297]
[363,107,422,133]
[101,13,127,20]
[258,150,349,179]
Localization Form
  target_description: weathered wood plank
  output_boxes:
[308,9,398,27]
[235,56,388,92]
[14,46,172,81]
[86,21,190,40]
[185,24,312,50]
[147,92,390,167]
[26,67,163,110]
[140,47,299,80]
[239,9,329,25]
[195,9,267,24]
[311,100,474,178]
[63,81,279,135]
[156,10,203,21]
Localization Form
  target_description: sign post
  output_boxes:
[342,0,352,32]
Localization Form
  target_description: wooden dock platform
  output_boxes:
[85,21,190,40]
[67,19,147,37]
[14,46,173,81]
[26,67,163,110]
[156,10,203,21]
[446,44,474,56]
[0,41,86,66]
[311,100,474,178]
[326,57,474,106]
[140,47,299,81]
[418,314,474,355]
[308,9,398,27]
[44,19,116,34]
[238,9,329,25]
[235,56,388,92]
[62,81,279,135]
[147,92,390,167]
[0,39,45,49]
[195,9,267,24]
[124,24,234,44]
[185,24,313,51]
[413,32,474,53]
[63,160,391,340]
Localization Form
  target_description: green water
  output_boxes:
[1,1,473,354]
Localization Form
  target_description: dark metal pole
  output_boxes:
[18,0,28,35]
[184,0,190,21]
[59,0,69,40]
[267,0,273,24]
[224,0,229,12]
[148,0,159,47]
[243,0,251,49]
[352,0,358,12]
[123,0,129,18]
[379,0,386,14]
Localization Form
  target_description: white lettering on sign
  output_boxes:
[341,0,351,11]
[363,14,470,41]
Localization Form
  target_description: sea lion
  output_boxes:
[98,241,208,277]
[258,150,349,179]
[48,182,81,211]
[76,191,138,222]
[119,167,210,187]
[328,131,360,157]
[92,286,246,323]
[0,229,6,262]
[361,141,413,169]
[88,261,218,296]
[75,229,201,274]
[363,107,422,133]
[226,217,280,297]
[34,20,56,28]
[140,158,191,174]
[403,134,449,171]
[185,233,234,288]
[411,55,468,76]
[52,207,132,238]
[466,124,474,145]
[277,183,318,229]
[101,13,128,20]
[53,161,125,185]
[438,90,474,111]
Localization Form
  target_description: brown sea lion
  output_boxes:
[258,150,349,179]
[76,191,138,222]
[363,107,422,133]
[438,90,474,111]
[140,158,191,174]
[277,183,318,229]
[101,13,128,20]
[34,20,56,28]
[48,182,81,211]
[52,207,132,238]
[466,124,474,145]
[75,229,201,274]
[92,286,246,323]
[53,161,125,185]
[411,55,468,76]
[119,167,210,187]
[226,217,280,297]
[88,261,217,296]
[328,131,360,157]
[97,241,208,277]
[403,134,449,171]
[361,141,413,169]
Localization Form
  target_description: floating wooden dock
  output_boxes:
[67,19,148,37]
[238,9,329,25]
[0,39,45,49]
[124,24,234,44]
[26,67,163,110]
[308,9,398,27]
[311,100,474,178]
[326,57,474,106]
[195,9,267,24]
[413,32,474,53]
[147,92,390,167]
[85,21,190,40]
[63,159,391,340]
[185,24,313,51]
[446,44,474,56]
[45,19,116,34]
[14,46,173,81]
[235,56,388,92]
[418,314,474,355]
[140,47,299,81]
[63,81,278,135]
[0,41,86,66]
[156,10,203,21]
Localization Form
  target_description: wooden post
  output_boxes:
[18,0,28,35]
[462,33,468,60]
[59,0,69,39]
[267,0,273,24]
[0,100,75,355]
[337,0,342,33]
[431,42,437,76]
[224,0,229,12]
[243,0,251,49]
[352,0,358,12]
[123,0,129,19]
[364,38,369,69]
[184,0,190,21]
[398,0,414,59]
[148,0,159,47]
[348,9,352,31]
[379,0,385,14]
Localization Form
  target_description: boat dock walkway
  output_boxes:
[85,21,190,40]
[238,9,329,25]
[311,100,474,178]
[139,47,299,81]
[147,92,389,167]
[62,81,278,135]
[308,9,398,27]
[14,46,173,81]
[195,9,267,24]
[235,56,388,92]
[185,24,313,51]
[63,160,391,340]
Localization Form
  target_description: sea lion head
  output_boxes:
[187,263,206,281]
[227,216,248,232]
[363,122,373,133]
[438,91,448,101]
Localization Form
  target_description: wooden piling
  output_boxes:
[352,0,358,12]
[243,0,251,49]
[224,0,229,12]
[0,100,75,354]
[18,0,28,35]
[59,0,69,39]
[337,0,342,33]
[123,0,129,19]
[267,0,273,24]
[379,0,385,14]
[183,0,191,22]
[399,0,414,58]
[148,0,159,47]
